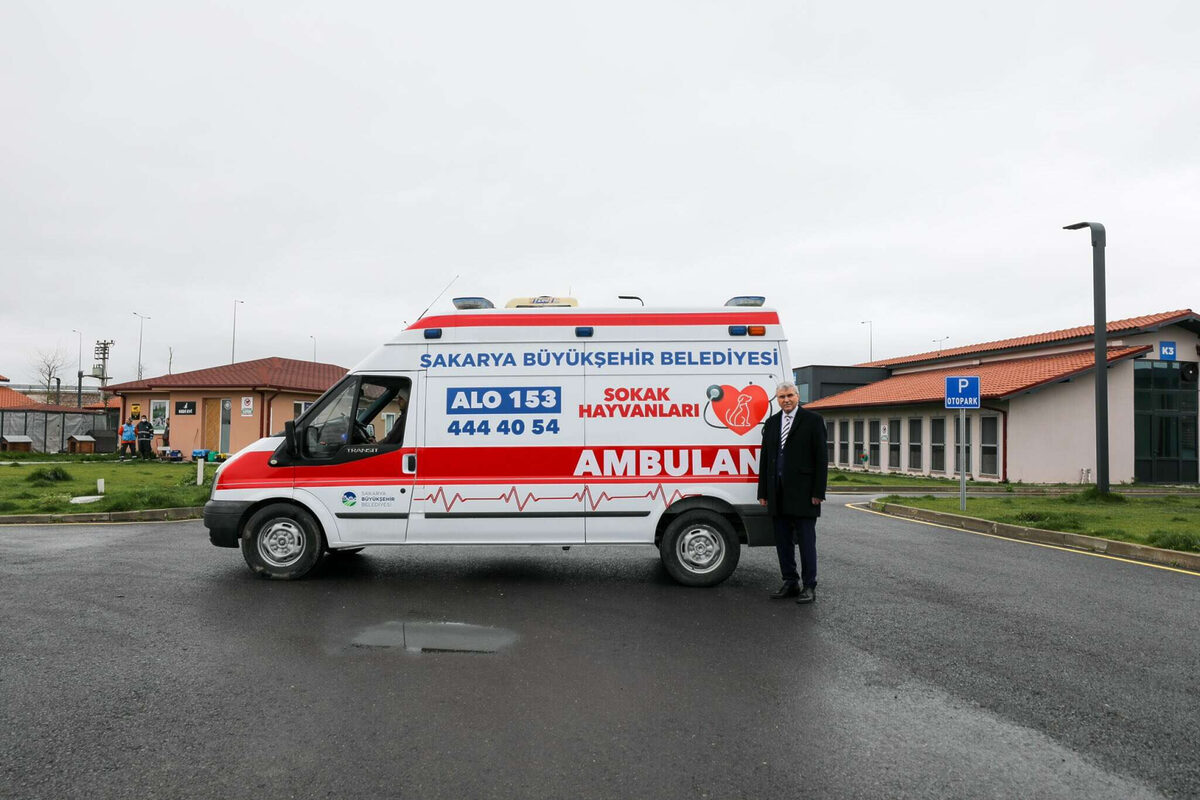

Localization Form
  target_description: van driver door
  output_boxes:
[290,374,417,545]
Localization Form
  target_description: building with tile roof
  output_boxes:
[799,310,1199,484]
[106,357,347,456]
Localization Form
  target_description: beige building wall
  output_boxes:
[1006,362,1136,484]
[117,389,330,457]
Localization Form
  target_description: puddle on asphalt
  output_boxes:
[350,621,518,654]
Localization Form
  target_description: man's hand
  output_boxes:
[812,498,824,506]
[758,499,767,506]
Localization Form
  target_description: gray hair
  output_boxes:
[775,381,797,394]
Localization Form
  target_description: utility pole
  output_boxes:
[133,312,150,380]
[71,329,83,407]
[232,300,244,363]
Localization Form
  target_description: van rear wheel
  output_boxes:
[660,510,740,587]
[240,503,323,580]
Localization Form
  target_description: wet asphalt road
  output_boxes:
[1,496,1197,800]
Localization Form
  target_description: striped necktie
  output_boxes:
[780,412,792,445]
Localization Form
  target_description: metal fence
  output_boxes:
[0,409,111,453]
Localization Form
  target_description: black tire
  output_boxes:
[659,510,740,587]
[240,503,324,580]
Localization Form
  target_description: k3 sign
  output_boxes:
[945,376,981,409]
[1160,341,1177,361]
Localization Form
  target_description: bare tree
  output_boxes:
[30,347,68,399]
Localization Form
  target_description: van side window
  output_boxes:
[301,376,411,459]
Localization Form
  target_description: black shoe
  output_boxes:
[795,586,816,604]
[770,582,800,599]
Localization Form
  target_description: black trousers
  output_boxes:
[137,439,152,459]
[773,515,817,588]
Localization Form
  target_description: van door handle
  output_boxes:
[403,453,417,474]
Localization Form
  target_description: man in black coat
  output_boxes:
[757,382,828,604]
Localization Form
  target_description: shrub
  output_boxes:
[1147,530,1200,553]
[1008,511,1083,531]
[25,466,73,484]
[1066,487,1126,504]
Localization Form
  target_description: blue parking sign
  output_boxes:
[945,376,981,409]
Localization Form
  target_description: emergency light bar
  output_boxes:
[505,296,579,308]
[725,296,766,307]
[452,297,495,310]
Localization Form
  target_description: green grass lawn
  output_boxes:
[880,491,1200,552]
[0,461,213,516]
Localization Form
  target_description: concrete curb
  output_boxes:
[0,507,204,525]
[868,501,1200,572]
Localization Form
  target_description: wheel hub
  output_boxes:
[258,519,305,567]
[678,526,724,573]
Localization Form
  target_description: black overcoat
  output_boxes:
[757,407,828,518]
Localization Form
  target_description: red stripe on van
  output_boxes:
[406,311,780,330]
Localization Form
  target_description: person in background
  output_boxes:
[136,415,154,460]
[118,417,137,461]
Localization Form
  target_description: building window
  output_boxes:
[826,420,835,464]
[853,420,865,466]
[798,383,811,403]
[888,417,901,470]
[868,420,881,467]
[954,414,973,475]
[293,401,313,419]
[839,420,849,464]
[981,416,999,476]
[930,417,945,472]
[908,418,922,470]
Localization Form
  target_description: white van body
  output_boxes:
[203,304,789,586]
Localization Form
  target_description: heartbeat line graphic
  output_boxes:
[418,483,699,512]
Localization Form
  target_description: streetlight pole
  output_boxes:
[132,313,150,381]
[71,329,82,407]
[860,320,873,361]
[1064,221,1109,493]
[309,335,316,362]
[231,300,244,363]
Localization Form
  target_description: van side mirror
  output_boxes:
[284,420,299,457]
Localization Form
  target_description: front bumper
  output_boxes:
[204,500,253,548]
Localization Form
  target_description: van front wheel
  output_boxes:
[660,511,740,587]
[241,503,324,580]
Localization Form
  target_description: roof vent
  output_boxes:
[725,296,765,307]
[505,296,579,308]
[452,297,495,310]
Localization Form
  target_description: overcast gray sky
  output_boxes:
[3,1,1198,386]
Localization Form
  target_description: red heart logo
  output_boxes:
[711,385,769,436]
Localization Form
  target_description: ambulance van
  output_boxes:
[203,296,790,587]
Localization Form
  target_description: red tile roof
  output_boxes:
[84,396,123,410]
[0,386,37,409]
[807,346,1151,410]
[858,309,1195,368]
[0,373,8,382]
[0,386,102,413]
[107,357,347,394]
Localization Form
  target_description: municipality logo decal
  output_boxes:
[341,491,357,507]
